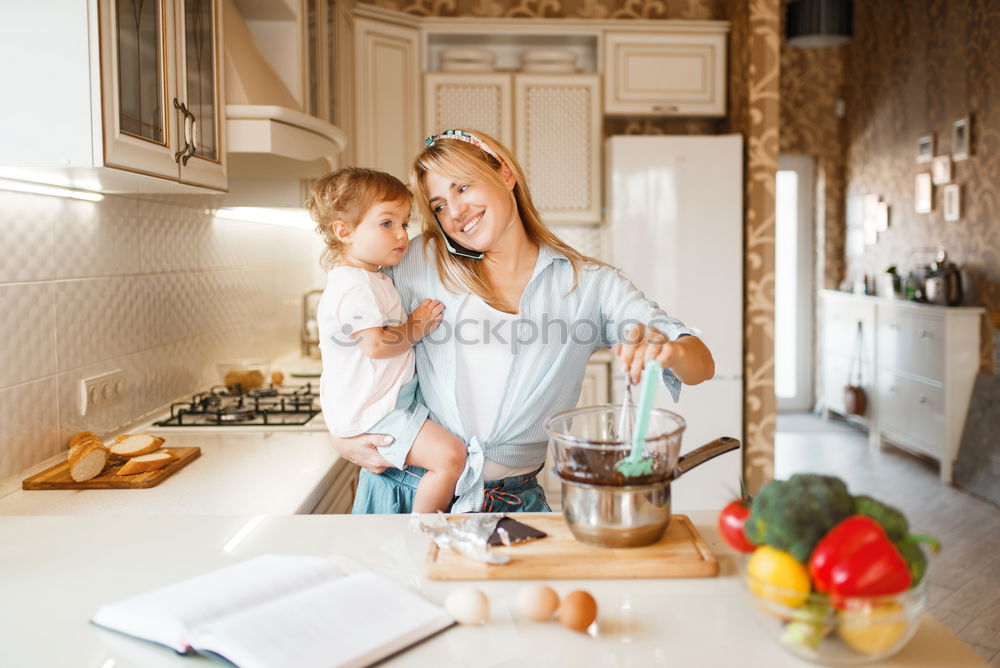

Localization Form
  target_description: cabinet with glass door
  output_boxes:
[99,0,226,190]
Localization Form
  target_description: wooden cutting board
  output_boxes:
[425,513,717,580]
[22,447,201,490]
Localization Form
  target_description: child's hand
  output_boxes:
[409,299,445,340]
[614,324,681,384]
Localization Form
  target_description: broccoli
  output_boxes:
[852,495,909,541]
[744,474,854,563]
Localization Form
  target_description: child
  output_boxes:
[306,167,468,513]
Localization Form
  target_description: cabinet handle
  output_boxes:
[182,117,198,166]
[918,395,928,404]
[173,98,191,163]
[651,104,680,113]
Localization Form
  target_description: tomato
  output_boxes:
[718,500,756,552]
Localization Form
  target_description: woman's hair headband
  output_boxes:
[424,130,500,162]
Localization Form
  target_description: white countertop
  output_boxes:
[0,512,986,667]
[0,430,341,515]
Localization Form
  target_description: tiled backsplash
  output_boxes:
[0,190,325,479]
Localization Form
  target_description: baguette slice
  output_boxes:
[110,434,165,458]
[67,430,99,450]
[116,450,177,476]
[68,441,109,482]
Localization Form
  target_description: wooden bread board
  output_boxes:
[426,513,717,580]
[22,447,201,490]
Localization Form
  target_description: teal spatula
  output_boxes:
[614,359,661,478]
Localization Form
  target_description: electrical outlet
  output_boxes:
[79,370,126,416]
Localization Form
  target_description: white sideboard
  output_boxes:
[818,290,984,483]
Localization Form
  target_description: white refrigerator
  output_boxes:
[607,134,744,512]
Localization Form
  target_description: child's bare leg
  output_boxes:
[404,420,467,513]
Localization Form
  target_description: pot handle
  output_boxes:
[672,437,741,480]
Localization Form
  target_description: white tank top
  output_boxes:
[454,296,538,480]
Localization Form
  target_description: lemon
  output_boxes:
[837,602,908,655]
[746,546,811,609]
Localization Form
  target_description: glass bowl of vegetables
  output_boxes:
[724,474,938,666]
[741,560,927,665]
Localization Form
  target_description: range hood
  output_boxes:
[223,0,346,179]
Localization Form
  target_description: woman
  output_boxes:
[329,129,715,514]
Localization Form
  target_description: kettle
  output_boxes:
[924,249,963,306]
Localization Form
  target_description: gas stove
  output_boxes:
[153,383,322,429]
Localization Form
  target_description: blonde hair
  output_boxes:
[411,129,602,310]
[306,167,412,270]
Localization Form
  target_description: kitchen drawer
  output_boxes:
[877,310,945,382]
[906,315,945,381]
[877,371,945,457]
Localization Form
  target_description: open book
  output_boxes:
[91,554,454,668]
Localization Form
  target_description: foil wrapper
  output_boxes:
[414,513,511,565]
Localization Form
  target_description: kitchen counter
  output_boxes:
[0,430,342,515]
[0,512,986,667]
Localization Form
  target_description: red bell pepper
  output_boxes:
[809,515,911,598]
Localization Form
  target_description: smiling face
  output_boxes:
[338,198,411,271]
[422,167,519,254]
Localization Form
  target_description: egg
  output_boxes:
[558,590,598,632]
[515,584,560,622]
[444,587,489,625]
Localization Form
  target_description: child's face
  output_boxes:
[341,199,411,270]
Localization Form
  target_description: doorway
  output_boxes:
[775,154,815,411]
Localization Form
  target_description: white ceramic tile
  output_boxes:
[0,191,56,283]
[52,194,143,278]
[0,283,57,389]
[54,276,152,371]
[0,377,59,480]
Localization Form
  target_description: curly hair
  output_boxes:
[306,167,412,270]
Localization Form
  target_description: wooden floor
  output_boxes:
[777,411,1000,666]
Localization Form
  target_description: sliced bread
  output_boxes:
[110,433,165,458]
[68,441,109,482]
[116,450,177,476]
[67,430,99,450]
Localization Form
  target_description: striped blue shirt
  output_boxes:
[388,235,698,507]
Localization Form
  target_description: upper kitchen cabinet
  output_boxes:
[351,12,422,182]
[0,0,225,193]
[424,72,601,224]
[603,28,727,117]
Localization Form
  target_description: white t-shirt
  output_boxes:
[317,267,414,436]
[453,296,537,480]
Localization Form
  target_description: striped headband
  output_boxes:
[424,130,501,162]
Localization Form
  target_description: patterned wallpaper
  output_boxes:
[780,42,848,291]
[724,0,781,493]
[843,0,1000,319]
[359,0,782,490]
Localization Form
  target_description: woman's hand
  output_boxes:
[614,324,715,385]
[327,433,395,474]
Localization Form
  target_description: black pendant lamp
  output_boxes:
[786,0,853,48]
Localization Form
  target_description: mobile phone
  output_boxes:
[435,218,484,259]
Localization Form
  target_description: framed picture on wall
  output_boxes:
[915,173,933,213]
[953,116,972,161]
[931,155,952,185]
[916,134,935,163]
[943,184,961,221]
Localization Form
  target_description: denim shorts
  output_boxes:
[352,464,551,514]
[365,376,430,471]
